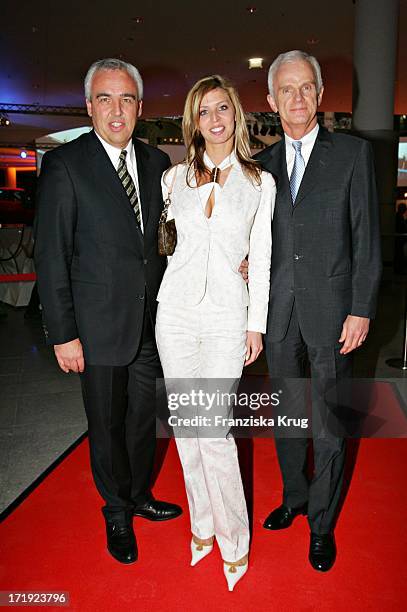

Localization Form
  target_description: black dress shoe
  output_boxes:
[133,499,182,522]
[309,533,336,572]
[105,518,137,564]
[263,503,308,530]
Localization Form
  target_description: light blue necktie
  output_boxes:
[289,141,305,204]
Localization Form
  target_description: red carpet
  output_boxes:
[0,434,406,611]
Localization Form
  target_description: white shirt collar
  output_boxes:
[94,132,133,169]
[284,123,319,173]
[284,122,319,148]
[94,131,142,229]
[204,150,237,171]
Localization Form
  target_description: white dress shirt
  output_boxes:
[285,123,319,178]
[95,133,144,232]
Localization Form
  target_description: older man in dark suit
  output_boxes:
[34,59,181,564]
[255,51,382,571]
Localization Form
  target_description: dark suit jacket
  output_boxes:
[254,126,382,347]
[34,130,170,365]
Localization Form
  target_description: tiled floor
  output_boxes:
[0,268,406,516]
[0,305,85,514]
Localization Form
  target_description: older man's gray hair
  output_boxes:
[84,58,144,101]
[268,50,323,98]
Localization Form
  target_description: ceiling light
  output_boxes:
[0,113,10,126]
[20,151,27,159]
[246,6,257,13]
[248,57,263,69]
[132,17,143,23]
[307,37,320,45]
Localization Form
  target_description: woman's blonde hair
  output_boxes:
[182,75,261,186]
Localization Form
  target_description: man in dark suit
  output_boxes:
[255,51,382,571]
[34,59,181,564]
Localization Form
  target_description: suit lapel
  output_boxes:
[133,137,153,229]
[86,130,139,220]
[261,138,291,207]
[293,126,333,208]
[85,130,144,248]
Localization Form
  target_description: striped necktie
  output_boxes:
[289,140,305,204]
[117,149,142,227]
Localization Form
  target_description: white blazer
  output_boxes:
[157,158,276,333]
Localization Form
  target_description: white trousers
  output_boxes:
[156,295,250,562]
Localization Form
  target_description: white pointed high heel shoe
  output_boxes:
[190,536,214,566]
[223,556,249,591]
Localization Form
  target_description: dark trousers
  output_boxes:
[80,306,162,520]
[265,304,353,534]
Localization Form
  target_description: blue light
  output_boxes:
[20,151,27,159]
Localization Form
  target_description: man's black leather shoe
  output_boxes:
[263,503,308,530]
[105,518,137,564]
[133,499,182,522]
[309,533,336,572]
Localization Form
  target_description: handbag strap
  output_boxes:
[159,166,178,224]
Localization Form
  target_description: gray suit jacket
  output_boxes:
[255,126,382,347]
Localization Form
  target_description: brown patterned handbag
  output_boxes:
[158,167,178,256]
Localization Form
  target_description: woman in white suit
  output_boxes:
[156,75,275,590]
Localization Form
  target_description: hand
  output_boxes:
[239,259,249,284]
[245,331,263,365]
[339,315,370,355]
[54,338,85,373]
